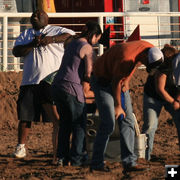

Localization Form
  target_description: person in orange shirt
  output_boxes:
[90,40,164,173]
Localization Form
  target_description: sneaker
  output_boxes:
[57,158,64,166]
[13,144,26,158]
[57,158,69,167]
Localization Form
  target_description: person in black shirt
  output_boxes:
[142,44,180,161]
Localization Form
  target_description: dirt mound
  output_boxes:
[0,69,179,180]
[0,72,22,130]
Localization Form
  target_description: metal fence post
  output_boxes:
[3,16,8,71]
[98,15,104,56]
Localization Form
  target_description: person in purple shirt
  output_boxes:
[52,21,102,166]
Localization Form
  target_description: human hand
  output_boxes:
[39,36,52,46]
[172,100,180,110]
[32,35,41,47]
[115,105,126,120]
[122,83,129,92]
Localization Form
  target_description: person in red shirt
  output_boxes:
[90,40,164,173]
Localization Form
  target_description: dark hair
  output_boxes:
[161,44,179,62]
[80,21,102,44]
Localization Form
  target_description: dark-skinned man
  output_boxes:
[12,10,75,158]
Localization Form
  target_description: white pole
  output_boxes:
[3,16,8,71]
[98,16,104,56]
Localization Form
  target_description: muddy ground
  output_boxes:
[0,69,179,180]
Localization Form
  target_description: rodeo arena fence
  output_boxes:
[1,12,180,71]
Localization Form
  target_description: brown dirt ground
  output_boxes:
[0,69,179,180]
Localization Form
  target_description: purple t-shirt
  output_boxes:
[53,39,89,103]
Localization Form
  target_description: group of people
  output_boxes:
[12,9,180,174]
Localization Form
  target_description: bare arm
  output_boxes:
[12,33,72,57]
[83,81,95,104]
[12,42,35,57]
[80,44,94,82]
[40,33,72,46]
[13,33,45,57]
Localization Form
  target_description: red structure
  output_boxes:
[51,0,124,44]
[103,0,124,45]
[49,0,180,47]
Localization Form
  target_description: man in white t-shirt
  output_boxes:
[12,9,75,158]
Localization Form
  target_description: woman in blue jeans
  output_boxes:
[142,44,180,161]
[52,21,102,166]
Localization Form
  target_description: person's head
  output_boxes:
[146,47,164,73]
[161,44,179,62]
[80,21,102,45]
[30,10,49,30]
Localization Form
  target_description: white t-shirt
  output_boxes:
[14,25,75,86]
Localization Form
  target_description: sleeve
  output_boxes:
[58,27,76,36]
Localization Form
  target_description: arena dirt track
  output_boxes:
[0,69,179,180]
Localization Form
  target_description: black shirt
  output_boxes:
[144,60,178,100]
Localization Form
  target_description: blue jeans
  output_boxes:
[52,86,86,165]
[142,93,180,160]
[90,76,137,168]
